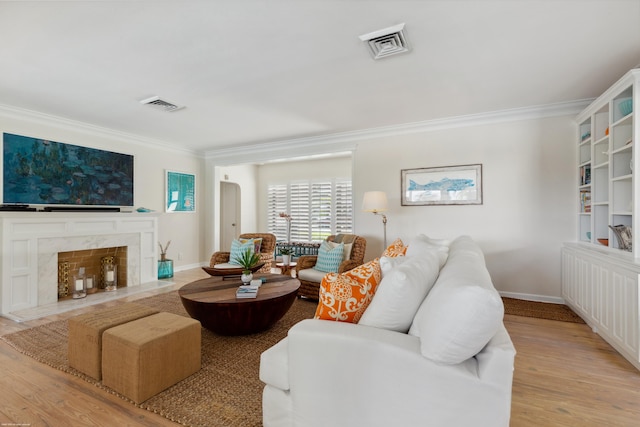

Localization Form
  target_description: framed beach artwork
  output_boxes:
[401,164,482,206]
[166,170,196,212]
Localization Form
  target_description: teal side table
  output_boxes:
[158,259,174,279]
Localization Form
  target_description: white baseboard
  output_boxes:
[174,262,207,272]
[499,291,565,305]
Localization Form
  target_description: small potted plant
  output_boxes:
[234,248,261,284]
[279,247,293,266]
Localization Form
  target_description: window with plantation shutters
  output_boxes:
[310,181,332,241]
[290,182,311,241]
[334,179,353,234]
[267,179,353,242]
[267,184,288,239]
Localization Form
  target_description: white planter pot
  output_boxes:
[282,254,291,266]
[241,272,253,285]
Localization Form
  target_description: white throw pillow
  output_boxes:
[406,234,449,268]
[447,234,484,259]
[411,283,503,364]
[359,252,440,333]
[379,255,407,278]
[410,234,451,247]
[408,242,503,365]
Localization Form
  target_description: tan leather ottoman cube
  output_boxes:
[68,303,159,380]
[101,312,201,404]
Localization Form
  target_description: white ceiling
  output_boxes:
[1,0,640,155]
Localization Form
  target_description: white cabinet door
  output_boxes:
[562,245,640,370]
[609,266,639,359]
[561,250,578,307]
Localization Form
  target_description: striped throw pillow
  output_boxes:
[315,241,345,273]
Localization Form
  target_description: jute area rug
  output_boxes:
[1,291,317,427]
[1,292,584,426]
[502,297,585,324]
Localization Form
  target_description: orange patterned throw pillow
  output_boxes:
[382,238,407,258]
[314,259,382,323]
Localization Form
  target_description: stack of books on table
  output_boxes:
[236,284,260,299]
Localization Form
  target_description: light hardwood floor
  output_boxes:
[1,269,639,426]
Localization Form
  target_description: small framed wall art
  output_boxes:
[401,164,482,206]
[166,170,196,212]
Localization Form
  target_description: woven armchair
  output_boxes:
[295,235,367,300]
[209,233,276,274]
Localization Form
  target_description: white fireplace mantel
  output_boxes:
[0,212,158,315]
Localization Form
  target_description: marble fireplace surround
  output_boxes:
[0,212,158,316]
[39,234,139,304]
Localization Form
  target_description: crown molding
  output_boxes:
[205,99,593,164]
[0,98,592,164]
[0,103,199,156]
[205,137,358,166]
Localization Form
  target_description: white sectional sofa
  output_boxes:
[260,235,516,427]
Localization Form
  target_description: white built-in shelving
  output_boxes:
[575,69,638,252]
[564,68,640,371]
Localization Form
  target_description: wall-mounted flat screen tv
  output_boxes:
[2,133,134,207]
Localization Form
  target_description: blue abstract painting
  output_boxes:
[402,164,482,205]
[3,133,134,206]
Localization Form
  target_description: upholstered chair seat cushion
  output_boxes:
[297,267,327,283]
[212,263,240,269]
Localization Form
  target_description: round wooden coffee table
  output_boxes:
[178,273,300,336]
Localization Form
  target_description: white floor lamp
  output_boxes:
[362,191,388,249]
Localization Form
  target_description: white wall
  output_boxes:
[0,111,205,270]
[1,107,578,300]
[354,115,576,299]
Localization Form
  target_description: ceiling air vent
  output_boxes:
[359,23,410,60]
[139,96,184,112]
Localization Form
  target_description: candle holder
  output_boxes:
[100,256,115,289]
[104,264,117,291]
[86,274,97,294]
[72,274,87,299]
[58,261,70,298]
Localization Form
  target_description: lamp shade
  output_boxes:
[362,191,388,212]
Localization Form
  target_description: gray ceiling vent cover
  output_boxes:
[139,96,184,112]
[359,23,410,60]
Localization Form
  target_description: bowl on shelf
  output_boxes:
[597,238,609,246]
[618,98,633,117]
